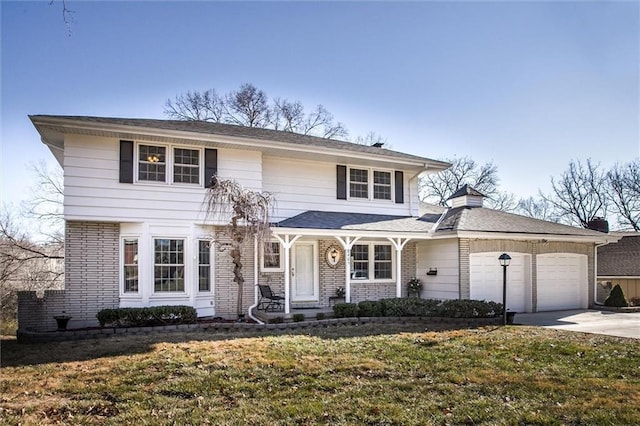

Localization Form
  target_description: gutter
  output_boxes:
[247,237,264,325]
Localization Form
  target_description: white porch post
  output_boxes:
[388,237,410,298]
[274,234,301,314]
[335,236,360,303]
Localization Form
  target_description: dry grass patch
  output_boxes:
[1,324,639,425]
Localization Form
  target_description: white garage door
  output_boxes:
[537,253,587,311]
[470,252,530,313]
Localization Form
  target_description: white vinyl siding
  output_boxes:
[416,239,460,300]
[262,157,414,221]
[63,135,262,222]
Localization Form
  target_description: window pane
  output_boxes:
[154,238,185,292]
[138,145,166,182]
[374,245,392,279]
[199,240,211,292]
[351,244,369,279]
[349,168,369,198]
[174,148,200,184]
[264,242,281,268]
[373,171,391,200]
[123,239,138,293]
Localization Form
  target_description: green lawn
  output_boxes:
[1,324,639,425]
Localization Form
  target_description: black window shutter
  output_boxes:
[394,171,404,204]
[336,165,347,200]
[204,148,218,187]
[119,140,134,183]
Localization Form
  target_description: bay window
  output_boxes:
[154,239,185,292]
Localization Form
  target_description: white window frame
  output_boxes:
[350,242,395,283]
[261,241,283,272]
[152,237,187,294]
[135,142,204,187]
[347,167,394,202]
[120,236,141,297]
[197,239,213,293]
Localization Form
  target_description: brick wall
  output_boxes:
[18,222,119,332]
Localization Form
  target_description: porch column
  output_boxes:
[335,236,361,303]
[388,238,410,298]
[274,234,301,314]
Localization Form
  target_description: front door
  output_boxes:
[291,242,318,302]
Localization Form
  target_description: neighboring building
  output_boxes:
[596,232,640,304]
[18,115,616,331]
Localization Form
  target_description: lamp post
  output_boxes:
[498,253,511,325]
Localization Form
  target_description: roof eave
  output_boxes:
[454,230,619,244]
[30,115,445,170]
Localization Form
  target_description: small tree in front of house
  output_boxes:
[604,284,629,308]
[204,176,275,317]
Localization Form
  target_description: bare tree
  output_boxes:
[608,160,640,231]
[22,161,64,242]
[1,209,64,329]
[419,156,500,206]
[164,89,224,122]
[164,83,349,139]
[353,131,388,147]
[203,176,275,317]
[302,105,348,139]
[516,196,560,222]
[223,84,271,128]
[541,159,609,228]
[485,190,518,212]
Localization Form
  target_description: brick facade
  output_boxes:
[18,222,119,332]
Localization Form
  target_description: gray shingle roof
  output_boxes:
[436,206,609,237]
[276,211,437,233]
[30,115,448,165]
[597,234,640,276]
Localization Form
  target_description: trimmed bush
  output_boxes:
[357,300,383,317]
[380,298,440,317]
[604,284,628,307]
[96,305,197,327]
[292,313,305,322]
[629,297,640,307]
[333,303,359,318]
[316,312,326,320]
[434,299,502,318]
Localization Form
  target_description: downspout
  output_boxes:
[247,236,264,325]
[593,241,608,307]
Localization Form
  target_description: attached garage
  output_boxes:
[470,252,531,312]
[537,253,588,311]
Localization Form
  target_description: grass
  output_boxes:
[1,324,639,425]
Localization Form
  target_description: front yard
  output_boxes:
[1,324,639,425]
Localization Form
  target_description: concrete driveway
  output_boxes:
[515,309,640,339]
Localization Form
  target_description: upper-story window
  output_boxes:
[139,145,167,182]
[373,171,392,200]
[174,148,200,184]
[137,144,201,185]
[349,168,369,198]
[348,167,393,201]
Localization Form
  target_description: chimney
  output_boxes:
[587,217,609,233]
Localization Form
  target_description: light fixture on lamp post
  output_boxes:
[498,253,511,326]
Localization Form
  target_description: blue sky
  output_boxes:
[2,1,639,214]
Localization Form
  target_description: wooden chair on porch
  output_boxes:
[257,285,285,312]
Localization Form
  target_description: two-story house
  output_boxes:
[19,115,615,332]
